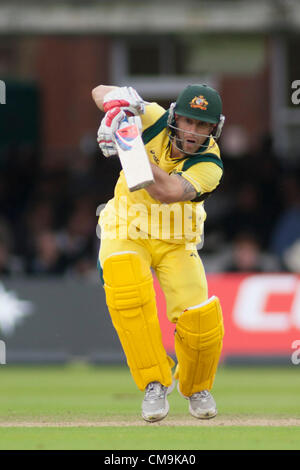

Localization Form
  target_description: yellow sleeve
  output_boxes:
[173,161,223,201]
[141,103,166,132]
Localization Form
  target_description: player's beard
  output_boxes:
[174,132,203,156]
[168,122,212,156]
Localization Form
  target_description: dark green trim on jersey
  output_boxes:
[142,110,169,145]
[97,259,104,286]
[182,153,223,172]
[192,191,214,202]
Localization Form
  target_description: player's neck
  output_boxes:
[170,142,186,160]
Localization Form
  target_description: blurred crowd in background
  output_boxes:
[0,128,300,278]
[1,0,300,279]
[0,136,119,278]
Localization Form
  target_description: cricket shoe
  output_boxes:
[142,381,170,423]
[178,384,217,419]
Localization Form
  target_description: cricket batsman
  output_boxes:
[92,83,225,422]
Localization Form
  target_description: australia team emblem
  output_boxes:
[190,95,208,111]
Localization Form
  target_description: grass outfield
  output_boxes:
[0,363,300,450]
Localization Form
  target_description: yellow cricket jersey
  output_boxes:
[99,102,223,245]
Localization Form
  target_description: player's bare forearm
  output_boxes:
[145,164,197,203]
[91,85,118,111]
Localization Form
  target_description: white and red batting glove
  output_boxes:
[97,87,145,157]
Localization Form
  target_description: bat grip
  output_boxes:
[118,116,129,130]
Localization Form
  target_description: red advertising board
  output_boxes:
[154,273,300,358]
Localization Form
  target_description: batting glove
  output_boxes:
[103,86,145,116]
[97,109,142,158]
[97,87,145,157]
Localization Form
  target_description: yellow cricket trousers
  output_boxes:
[99,236,208,324]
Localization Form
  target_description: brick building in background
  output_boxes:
[0,0,299,162]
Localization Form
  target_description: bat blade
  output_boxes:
[114,123,154,192]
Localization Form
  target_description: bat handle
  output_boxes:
[118,116,129,130]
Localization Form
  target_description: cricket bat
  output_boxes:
[114,121,154,192]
